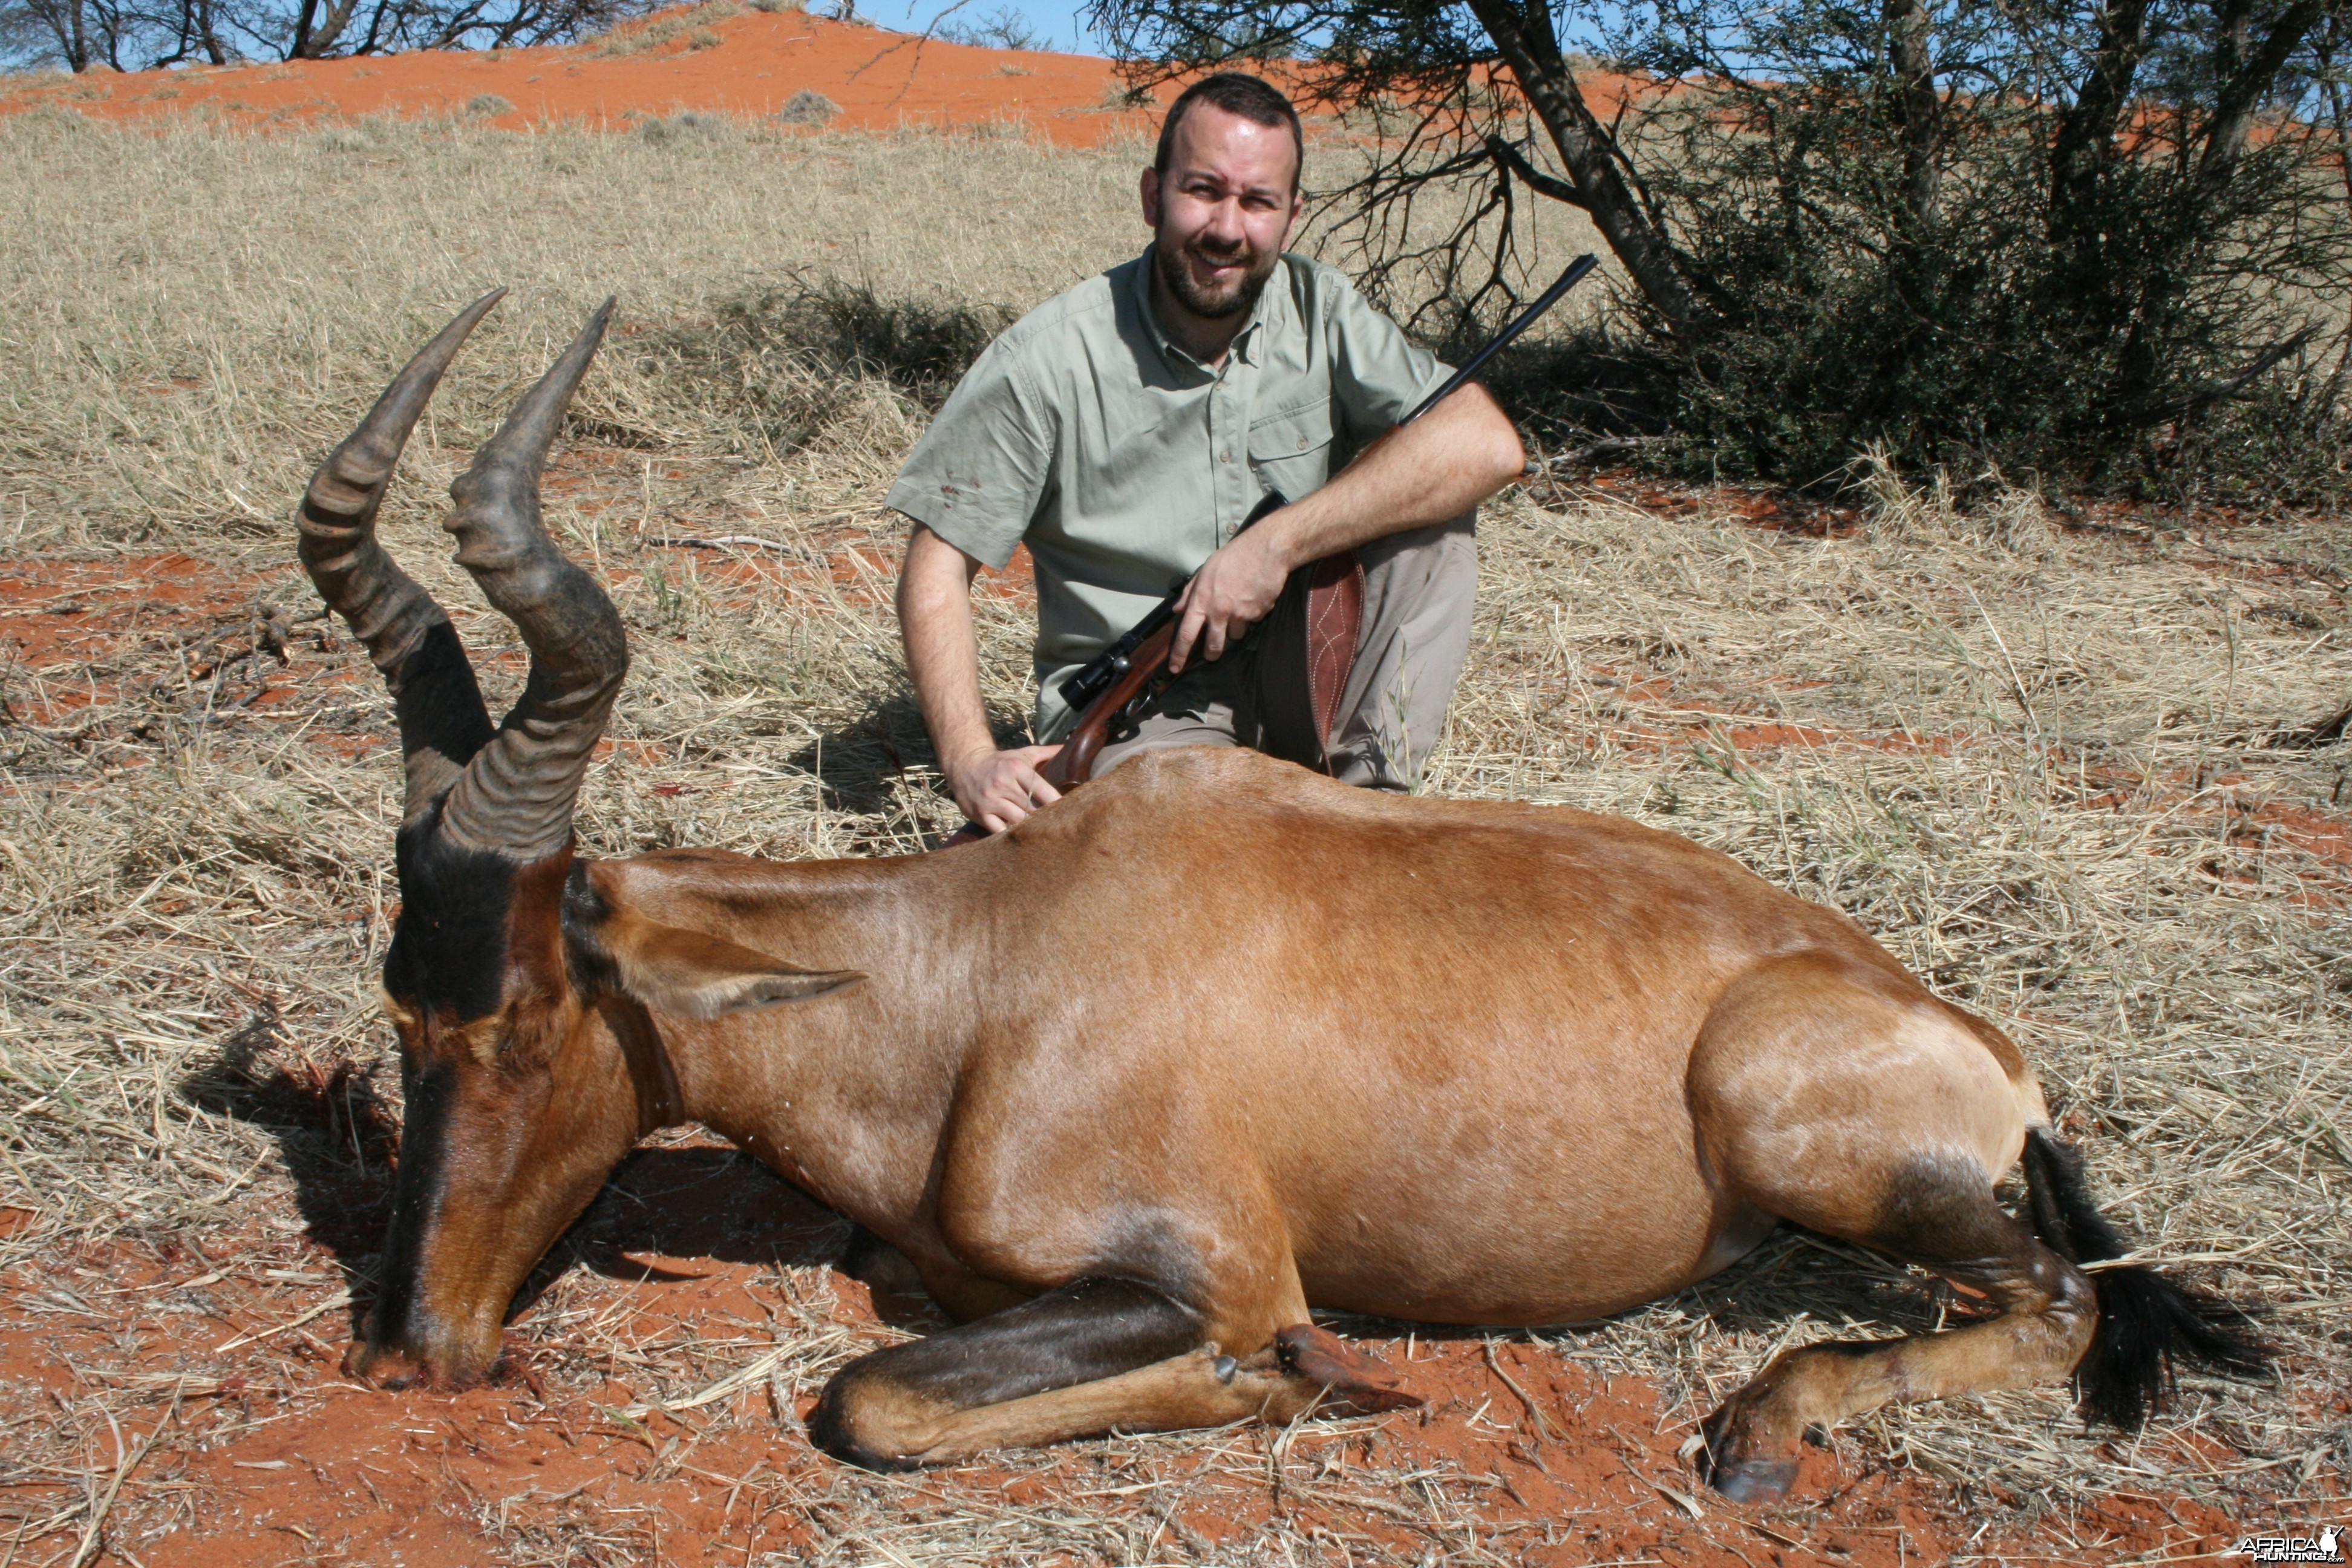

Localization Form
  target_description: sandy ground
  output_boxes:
[0,1172,2254,1568]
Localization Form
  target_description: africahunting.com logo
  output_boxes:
[2234,1525,2342,1564]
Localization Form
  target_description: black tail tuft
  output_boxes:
[2019,1127,2130,1264]
[2020,1128,2271,1430]
[2071,1266,2273,1429]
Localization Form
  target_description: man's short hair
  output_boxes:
[1154,72,1304,193]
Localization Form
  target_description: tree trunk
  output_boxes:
[2050,0,2151,238]
[196,0,227,63]
[1883,0,1941,226]
[302,0,358,56]
[1462,0,1701,340]
[2197,0,2329,192]
[62,0,91,70]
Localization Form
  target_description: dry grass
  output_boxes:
[0,109,2347,1563]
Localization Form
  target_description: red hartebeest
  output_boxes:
[310,295,2263,1502]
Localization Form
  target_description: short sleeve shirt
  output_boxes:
[885,249,1449,740]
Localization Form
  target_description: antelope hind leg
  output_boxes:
[1695,1159,2094,1501]
[1687,958,2092,1502]
[808,1277,1401,1469]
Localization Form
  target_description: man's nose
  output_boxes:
[1202,195,1247,245]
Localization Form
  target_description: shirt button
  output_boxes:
[1220,451,1231,463]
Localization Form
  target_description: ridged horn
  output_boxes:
[434,300,629,864]
[296,290,504,826]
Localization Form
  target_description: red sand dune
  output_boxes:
[0,7,1163,143]
[0,7,1654,145]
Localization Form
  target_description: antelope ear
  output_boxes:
[601,914,863,1019]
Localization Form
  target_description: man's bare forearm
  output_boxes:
[898,524,995,772]
[899,523,1065,832]
[1256,382,1525,570]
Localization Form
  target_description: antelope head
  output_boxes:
[299,293,645,1387]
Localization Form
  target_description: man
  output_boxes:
[890,71,1528,834]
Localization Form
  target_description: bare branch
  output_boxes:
[1484,133,1590,209]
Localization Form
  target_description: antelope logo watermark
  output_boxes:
[2233,1524,2342,1564]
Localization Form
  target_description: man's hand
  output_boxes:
[902,525,1066,837]
[1169,523,1290,673]
[1163,384,1524,675]
[946,744,1064,834]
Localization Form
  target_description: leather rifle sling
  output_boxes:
[1302,549,1367,768]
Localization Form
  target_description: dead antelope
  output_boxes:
[308,294,2264,1503]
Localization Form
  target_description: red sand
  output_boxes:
[0,1143,2267,1568]
[0,5,1656,146]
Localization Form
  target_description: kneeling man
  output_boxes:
[890,71,1528,834]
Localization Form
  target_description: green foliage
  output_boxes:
[1623,3,2352,496]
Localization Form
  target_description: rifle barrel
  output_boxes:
[1396,253,1598,430]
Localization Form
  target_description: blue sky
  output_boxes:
[894,0,1111,55]
[887,0,1635,67]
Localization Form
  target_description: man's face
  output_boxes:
[1142,102,1304,322]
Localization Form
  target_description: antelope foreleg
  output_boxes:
[808,1278,1410,1469]
[858,1344,1334,1466]
[809,1275,1205,1469]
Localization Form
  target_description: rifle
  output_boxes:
[1034,253,1599,791]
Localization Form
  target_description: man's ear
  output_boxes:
[1140,164,1161,228]
[598,911,863,1019]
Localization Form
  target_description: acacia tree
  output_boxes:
[1091,0,2352,491]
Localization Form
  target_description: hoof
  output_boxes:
[820,1436,925,1474]
[1696,1403,1800,1503]
[805,1397,926,1472]
[1273,1323,1422,1414]
[1705,1454,1798,1503]
[342,1340,428,1390]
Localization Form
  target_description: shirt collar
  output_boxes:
[1128,245,1282,374]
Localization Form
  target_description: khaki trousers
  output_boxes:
[1093,511,1477,791]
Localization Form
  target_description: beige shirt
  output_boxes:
[885,248,1449,739]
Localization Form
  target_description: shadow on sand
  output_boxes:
[174,1004,949,1349]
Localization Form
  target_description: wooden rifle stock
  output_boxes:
[1031,252,1600,796]
[1036,487,1289,791]
[1038,618,1180,788]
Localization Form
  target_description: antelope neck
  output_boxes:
[593,851,976,1232]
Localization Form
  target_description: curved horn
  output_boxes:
[435,300,629,863]
[298,290,504,825]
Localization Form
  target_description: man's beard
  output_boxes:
[1154,231,1280,321]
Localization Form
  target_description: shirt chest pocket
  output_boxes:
[1246,395,1337,501]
